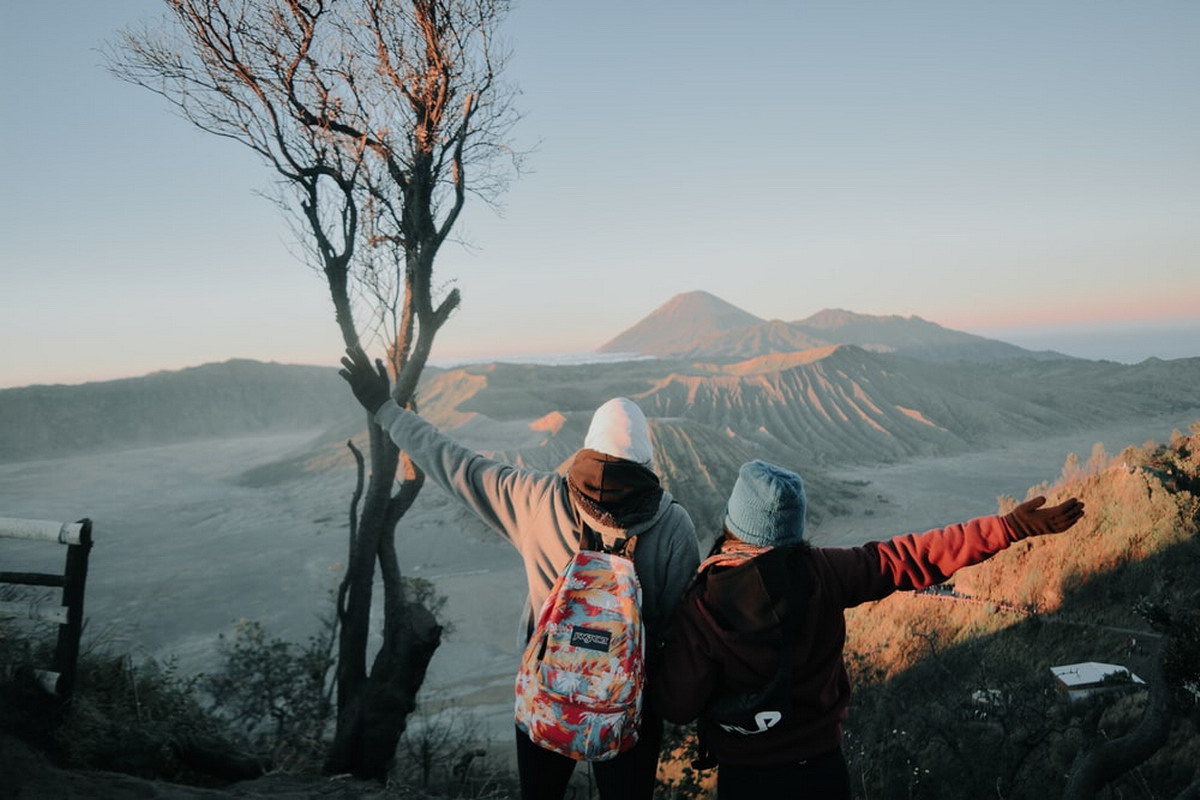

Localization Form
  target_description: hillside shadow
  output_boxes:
[842,507,1199,798]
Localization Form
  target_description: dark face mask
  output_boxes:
[567,449,663,529]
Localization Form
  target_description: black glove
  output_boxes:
[338,346,391,415]
[1004,496,1085,539]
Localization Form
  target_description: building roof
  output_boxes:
[1049,662,1145,688]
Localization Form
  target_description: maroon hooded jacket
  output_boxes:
[656,515,1024,766]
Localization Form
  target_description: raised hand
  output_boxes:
[1004,495,1085,538]
[338,346,392,415]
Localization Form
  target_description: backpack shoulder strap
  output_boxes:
[606,494,682,558]
[612,533,637,559]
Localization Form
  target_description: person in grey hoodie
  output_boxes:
[339,346,700,800]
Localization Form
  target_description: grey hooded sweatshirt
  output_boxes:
[373,401,700,654]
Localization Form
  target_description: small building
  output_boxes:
[967,688,1007,720]
[1049,662,1145,703]
[971,688,1005,708]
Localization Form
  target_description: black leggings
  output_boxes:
[717,747,851,800]
[514,712,664,800]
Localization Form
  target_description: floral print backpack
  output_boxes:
[514,528,645,761]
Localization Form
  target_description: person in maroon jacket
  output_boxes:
[658,459,1085,799]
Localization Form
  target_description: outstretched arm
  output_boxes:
[338,347,556,545]
[824,495,1086,606]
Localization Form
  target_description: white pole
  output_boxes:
[0,518,85,545]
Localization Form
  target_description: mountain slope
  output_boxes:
[7,351,1197,481]
[597,290,763,356]
[399,348,1200,532]
[600,292,1066,362]
[671,319,832,361]
[841,428,1200,798]
[792,308,1047,361]
[413,346,1200,475]
[0,360,356,462]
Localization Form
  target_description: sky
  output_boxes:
[1,1,1197,389]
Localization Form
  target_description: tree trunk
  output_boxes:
[324,428,441,781]
[324,596,441,779]
[325,426,399,777]
[355,602,443,780]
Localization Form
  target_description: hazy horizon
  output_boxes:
[2,314,1197,391]
[965,318,1200,364]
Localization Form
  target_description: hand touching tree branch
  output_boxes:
[339,346,392,415]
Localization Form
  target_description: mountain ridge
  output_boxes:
[0,359,358,462]
[383,346,1200,530]
[600,291,1067,362]
[5,347,1197,475]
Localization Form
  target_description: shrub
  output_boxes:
[390,703,516,798]
[55,647,225,782]
[198,615,336,773]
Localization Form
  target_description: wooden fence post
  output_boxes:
[54,519,93,699]
[0,516,94,701]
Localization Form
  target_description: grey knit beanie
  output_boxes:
[723,460,807,547]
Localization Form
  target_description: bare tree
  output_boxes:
[1063,600,1200,800]
[108,0,520,779]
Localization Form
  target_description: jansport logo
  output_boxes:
[570,626,612,652]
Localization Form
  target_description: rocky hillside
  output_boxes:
[414,346,1200,470]
[599,290,1065,362]
[840,426,1200,799]
[389,348,1200,532]
[0,360,357,462]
